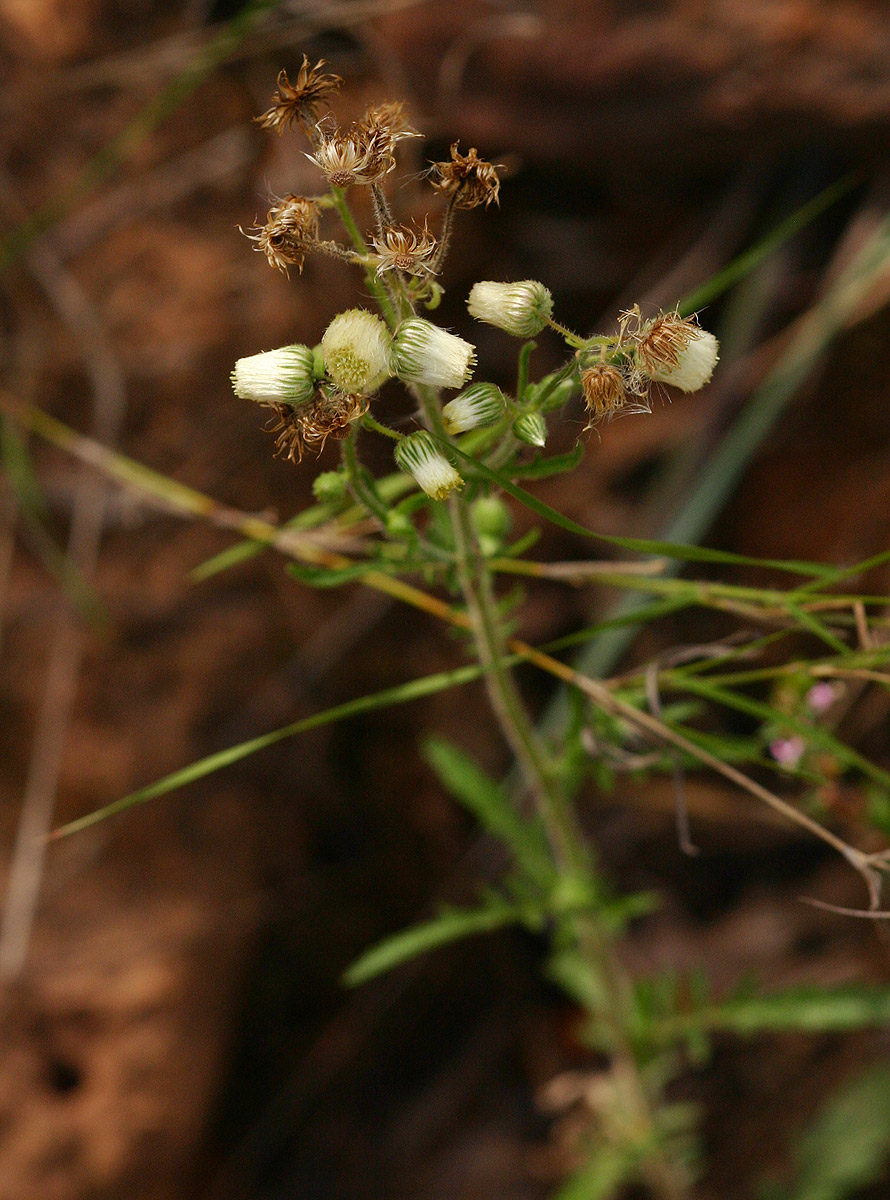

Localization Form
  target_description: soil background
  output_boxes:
[2,2,890,1198]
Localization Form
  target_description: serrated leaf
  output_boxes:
[343,902,524,986]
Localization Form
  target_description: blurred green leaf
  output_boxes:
[553,1145,641,1200]
[343,901,525,986]
[761,1065,890,1200]
[422,736,551,882]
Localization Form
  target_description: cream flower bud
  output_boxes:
[390,318,476,389]
[442,383,507,435]
[394,431,463,500]
[512,412,547,447]
[634,314,719,394]
[231,344,317,407]
[321,309,391,394]
[467,280,553,337]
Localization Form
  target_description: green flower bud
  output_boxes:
[470,496,512,541]
[312,470,349,502]
[390,318,476,389]
[467,280,553,337]
[231,344,316,407]
[442,382,507,435]
[512,412,547,447]
[385,510,415,538]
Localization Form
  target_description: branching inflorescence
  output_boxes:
[234,61,718,477]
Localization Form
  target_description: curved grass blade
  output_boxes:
[446,439,834,577]
[50,661,489,840]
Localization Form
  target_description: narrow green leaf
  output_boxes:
[343,902,523,986]
[784,601,850,655]
[422,736,550,879]
[287,561,390,588]
[445,440,833,578]
[690,985,890,1037]
[679,174,858,315]
[51,661,489,839]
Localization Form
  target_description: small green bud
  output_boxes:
[442,382,507,435]
[385,510,415,538]
[467,280,553,337]
[312,470,349,502]
[512,412,547,447]
[471,496,512,541]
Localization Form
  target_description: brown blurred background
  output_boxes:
[2,2,890,1197]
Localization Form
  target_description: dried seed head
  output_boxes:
[632,311,719,393]
[321,309,391,394]
[308,130,379,187]
[371,223,438,277]
[245,195,320,274]
[256,57,342,135]
[442,382,506,434]
[357,101,419,164]
[467,280,553,337]
[581,364,628,425]
[231,344,317,407]
[430,142,501,210]
[270,390,369,463]
[390,318,476,389]
[394,431,463,501]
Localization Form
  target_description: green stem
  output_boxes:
[545,316,588,349]
[516,340,535,404]
[342,428,390,526]
[329,187,398,328]
[362,413,403,441]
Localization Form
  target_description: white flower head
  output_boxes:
[442,382,506,434]
[390,318,476,389]
[321,309,391,395]
[394,431,463,501]
[633,313,719,393]
[467,280,553,338]
[231,344,317,407]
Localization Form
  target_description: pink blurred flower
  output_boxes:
[770,736,806,767]
[806,682,837,714]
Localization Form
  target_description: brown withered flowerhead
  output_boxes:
[246,195,320,274]
[268,389,369,463]
[430,142,501,209]
[371,222,437,276]
[256,56,342,135]
[580,362,651,429]
[309,101,418,188]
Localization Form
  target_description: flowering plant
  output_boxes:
[219,57,890,1198]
